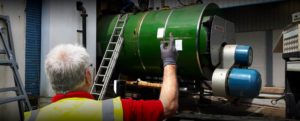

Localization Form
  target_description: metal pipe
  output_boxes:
[82,13,87,47]
[126,79,162,88]
[77,1,88,48]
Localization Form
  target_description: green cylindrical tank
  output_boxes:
[98,3,220,79]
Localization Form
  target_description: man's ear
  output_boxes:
[85,68,92,85]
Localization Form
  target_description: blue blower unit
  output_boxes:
[228,68,261,98]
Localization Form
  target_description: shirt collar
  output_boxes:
[51,91,95,103]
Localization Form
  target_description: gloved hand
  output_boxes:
[160,33,177,67]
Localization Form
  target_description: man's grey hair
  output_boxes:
[45,44,90,94]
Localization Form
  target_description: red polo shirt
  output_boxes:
[52,92,165,121]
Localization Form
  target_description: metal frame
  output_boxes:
[0,15,32,121]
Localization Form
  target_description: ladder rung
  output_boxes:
[116,25,124,27]
[106,50,114,52]
[103,58,110,60]
[0,87,18,92]
[91,93,100,95]
[0,60,12,65]
[113,34,120,36]
[94,83,104,86]
[109,42,117,44]
[0,49,6,54]
[100,66,108,68]
[0,95,26,105]
[97,74,105,77]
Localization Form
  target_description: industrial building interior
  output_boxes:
[0,0,300,121]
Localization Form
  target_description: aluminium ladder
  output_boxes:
[0,16,32,121]
[90,14,128,100]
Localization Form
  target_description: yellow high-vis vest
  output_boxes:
[24,97,123,121]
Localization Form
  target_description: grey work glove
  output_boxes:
[160,33,177,67]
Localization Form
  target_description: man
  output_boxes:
[25,34,178,121]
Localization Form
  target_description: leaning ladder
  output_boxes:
[90,14,128,100]
[0,18,32,121]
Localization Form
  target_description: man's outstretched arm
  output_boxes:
[159,33,178,117]
[121,33,178,121]
[159,65,178,117]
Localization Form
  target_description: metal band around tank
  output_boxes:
[137,12,149,71]
[163,10,174,39]
[195,4,210,75]
[212,68,229,97]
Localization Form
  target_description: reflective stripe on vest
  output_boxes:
[102,97,123,121]
[24,97,123,121]
[28,109,39,121]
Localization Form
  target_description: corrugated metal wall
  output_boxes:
[130,0,282,9]
[129,0,297,32]
[203,0,282,8]
[223,0,300,32]
[25,0,42,96]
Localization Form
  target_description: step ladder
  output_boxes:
[0,16,32,121]
[90,14,128,100]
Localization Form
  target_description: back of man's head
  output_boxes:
[45,44,90,94]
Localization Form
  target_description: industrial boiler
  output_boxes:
[95,2,262,114]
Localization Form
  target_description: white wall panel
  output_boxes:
[40,0,97,97]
